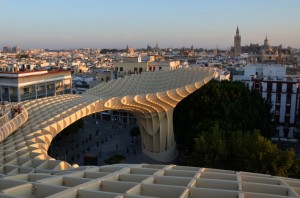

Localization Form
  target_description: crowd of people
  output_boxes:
[0,101,23,124]
[0,101,24,119]
[10,105,23,118]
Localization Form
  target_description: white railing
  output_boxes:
[0,105,28,142]
[0,113,10,128]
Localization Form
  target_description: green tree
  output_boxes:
[174,80,272,150]
[188,122,295,177]
[172,80,300,177]
[188,123,227,168]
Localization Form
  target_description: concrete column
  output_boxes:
[70,79,72,94]
[54,80,56,96]
[35,85,38,99]
[137,109,177,162]
[63,80,65,94]
[45,82,48,97]
[17,87,21,102]
[8,87,10,102]
[0,86,2,101]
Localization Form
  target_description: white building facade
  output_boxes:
[0,70,72,102]
[234,64,299,137]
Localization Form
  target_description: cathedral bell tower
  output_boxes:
[234,26,241,56]
[263,35,270,50]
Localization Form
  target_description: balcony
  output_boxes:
[21,92,37,100]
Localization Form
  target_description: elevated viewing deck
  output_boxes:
[1,67,300,197]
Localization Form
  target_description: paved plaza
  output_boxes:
[49,115,165,166]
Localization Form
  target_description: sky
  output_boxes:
[0,0,299,49]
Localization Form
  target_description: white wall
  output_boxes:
[263,65,286,79]
[244,65,257,78]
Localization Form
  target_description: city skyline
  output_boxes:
[0,0,300,49]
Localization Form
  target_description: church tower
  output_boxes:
[234,26,241,56]
[263,35,270,50]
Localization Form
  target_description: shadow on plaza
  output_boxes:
[48,116,169,166]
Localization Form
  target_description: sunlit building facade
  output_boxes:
[0,69,72,102]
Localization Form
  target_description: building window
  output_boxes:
[267,93,272,101]
[284,127,289,137]
[286,94,291,105]
[287,83,293,93]
[153,67,156,71]
[159,67,162,70]
[275,105,280,115]
[115,67,118,71]
[286,106,291,116]
[274,115,280,123]
[269,56,272,60]
[120,67,123,72]
[267,82,272,92]
[4,88,9,94]
[23,87,29,94]
[276,94,281,103]
[276,83,282,92]
[253,83,260,90]
[149,66,152,71]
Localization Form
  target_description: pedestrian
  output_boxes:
[10,107,15,118]
[17,105,21,114]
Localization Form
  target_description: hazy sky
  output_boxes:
[0,0,299,49]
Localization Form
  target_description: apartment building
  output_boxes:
[233,64,299,137]
[0,67,72,102]
[147,60,180,71]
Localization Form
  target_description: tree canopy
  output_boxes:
[174,80,272,149]
[173,80,299,177]
[188,122,295,177]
